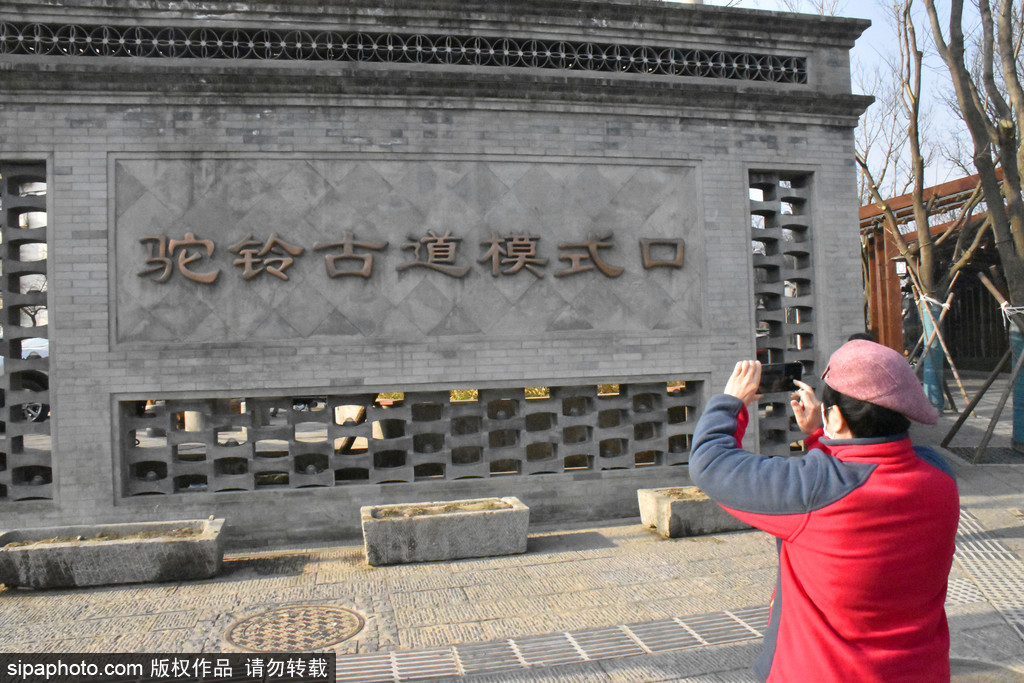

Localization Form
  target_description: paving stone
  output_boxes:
[389,587,469,610]
[3,464,1024,680]
[151,611,202,630]
[401,623,493,650]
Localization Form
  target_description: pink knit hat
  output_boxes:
[821,339,939,425]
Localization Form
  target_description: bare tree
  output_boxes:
[925,0,1024,291]
[857,0,990,408]
[21,277,47,327]
[778,0,845,14]
[924,0,1024,448]
[855,54,919,205]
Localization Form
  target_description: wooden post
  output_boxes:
[973,348,1024,464]
[973,272,1024,457]
[941,347,1011,447]
[906,271,972,410]
[914,288,956,373]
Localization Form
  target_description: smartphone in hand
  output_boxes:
[757,362,803,394]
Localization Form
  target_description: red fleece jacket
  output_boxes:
[690,395,960,682]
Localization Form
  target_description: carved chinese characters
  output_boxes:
[139,231,684,284]
[117,158,703,342]
[314,233,388,279]
[398,230,470,278]
[229,234,304,281]
[556,234,624,278]
[479,233,546,277]
[139,233,218,284]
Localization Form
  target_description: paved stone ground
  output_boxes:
[0,521,777,654]
[2,372,1024,682]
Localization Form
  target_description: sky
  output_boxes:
[699,0,899,70]
[687,0,975,189]
[718,0,915,96]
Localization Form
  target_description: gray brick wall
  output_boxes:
[0,0,870,544]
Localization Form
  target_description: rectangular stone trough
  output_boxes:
[0,518,225,589]
[638,487,750,539]
[361,497,529,566]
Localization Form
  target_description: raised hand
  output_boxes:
[790,379,822,435]
[724,360,762,407]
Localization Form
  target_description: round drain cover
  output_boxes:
[227,605,364,652]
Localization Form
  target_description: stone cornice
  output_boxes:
[2,1,870,51]
[0,57,873,126]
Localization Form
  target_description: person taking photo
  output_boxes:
[690,340,960,682]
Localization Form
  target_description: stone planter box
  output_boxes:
[638,487,749,538]
[361,497,529,566]
[0,518,225,589]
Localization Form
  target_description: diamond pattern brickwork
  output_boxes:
[749,172,814,456]
[120,380,703,495]
[114,158,704,345]
[0,162,52,502]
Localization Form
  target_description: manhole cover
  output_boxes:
[226,605,364,652]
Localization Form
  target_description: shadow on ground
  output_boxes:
[527,531,617,554]
[951,658,1024,682]
[221,553,312,576]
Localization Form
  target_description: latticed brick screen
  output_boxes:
[0,162,52,501]
[749,171,814,456]
[120,381,703,495]
[0,22,808,85]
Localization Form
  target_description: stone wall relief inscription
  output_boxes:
[114,158,705,343]
[137,231,683,284]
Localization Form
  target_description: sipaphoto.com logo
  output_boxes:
[0,653,337,683]
[6,657,142,681]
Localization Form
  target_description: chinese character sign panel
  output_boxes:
[114,157,705,343]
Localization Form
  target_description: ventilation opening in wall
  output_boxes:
[750,170,814,456]
[0,22,810,86]
[119,379,704,496]
[0,162,51,502]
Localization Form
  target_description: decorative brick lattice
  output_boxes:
[0,22,808,85]
[0,162,52,502]
[750,172,814,456]
[120,381,703,495]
